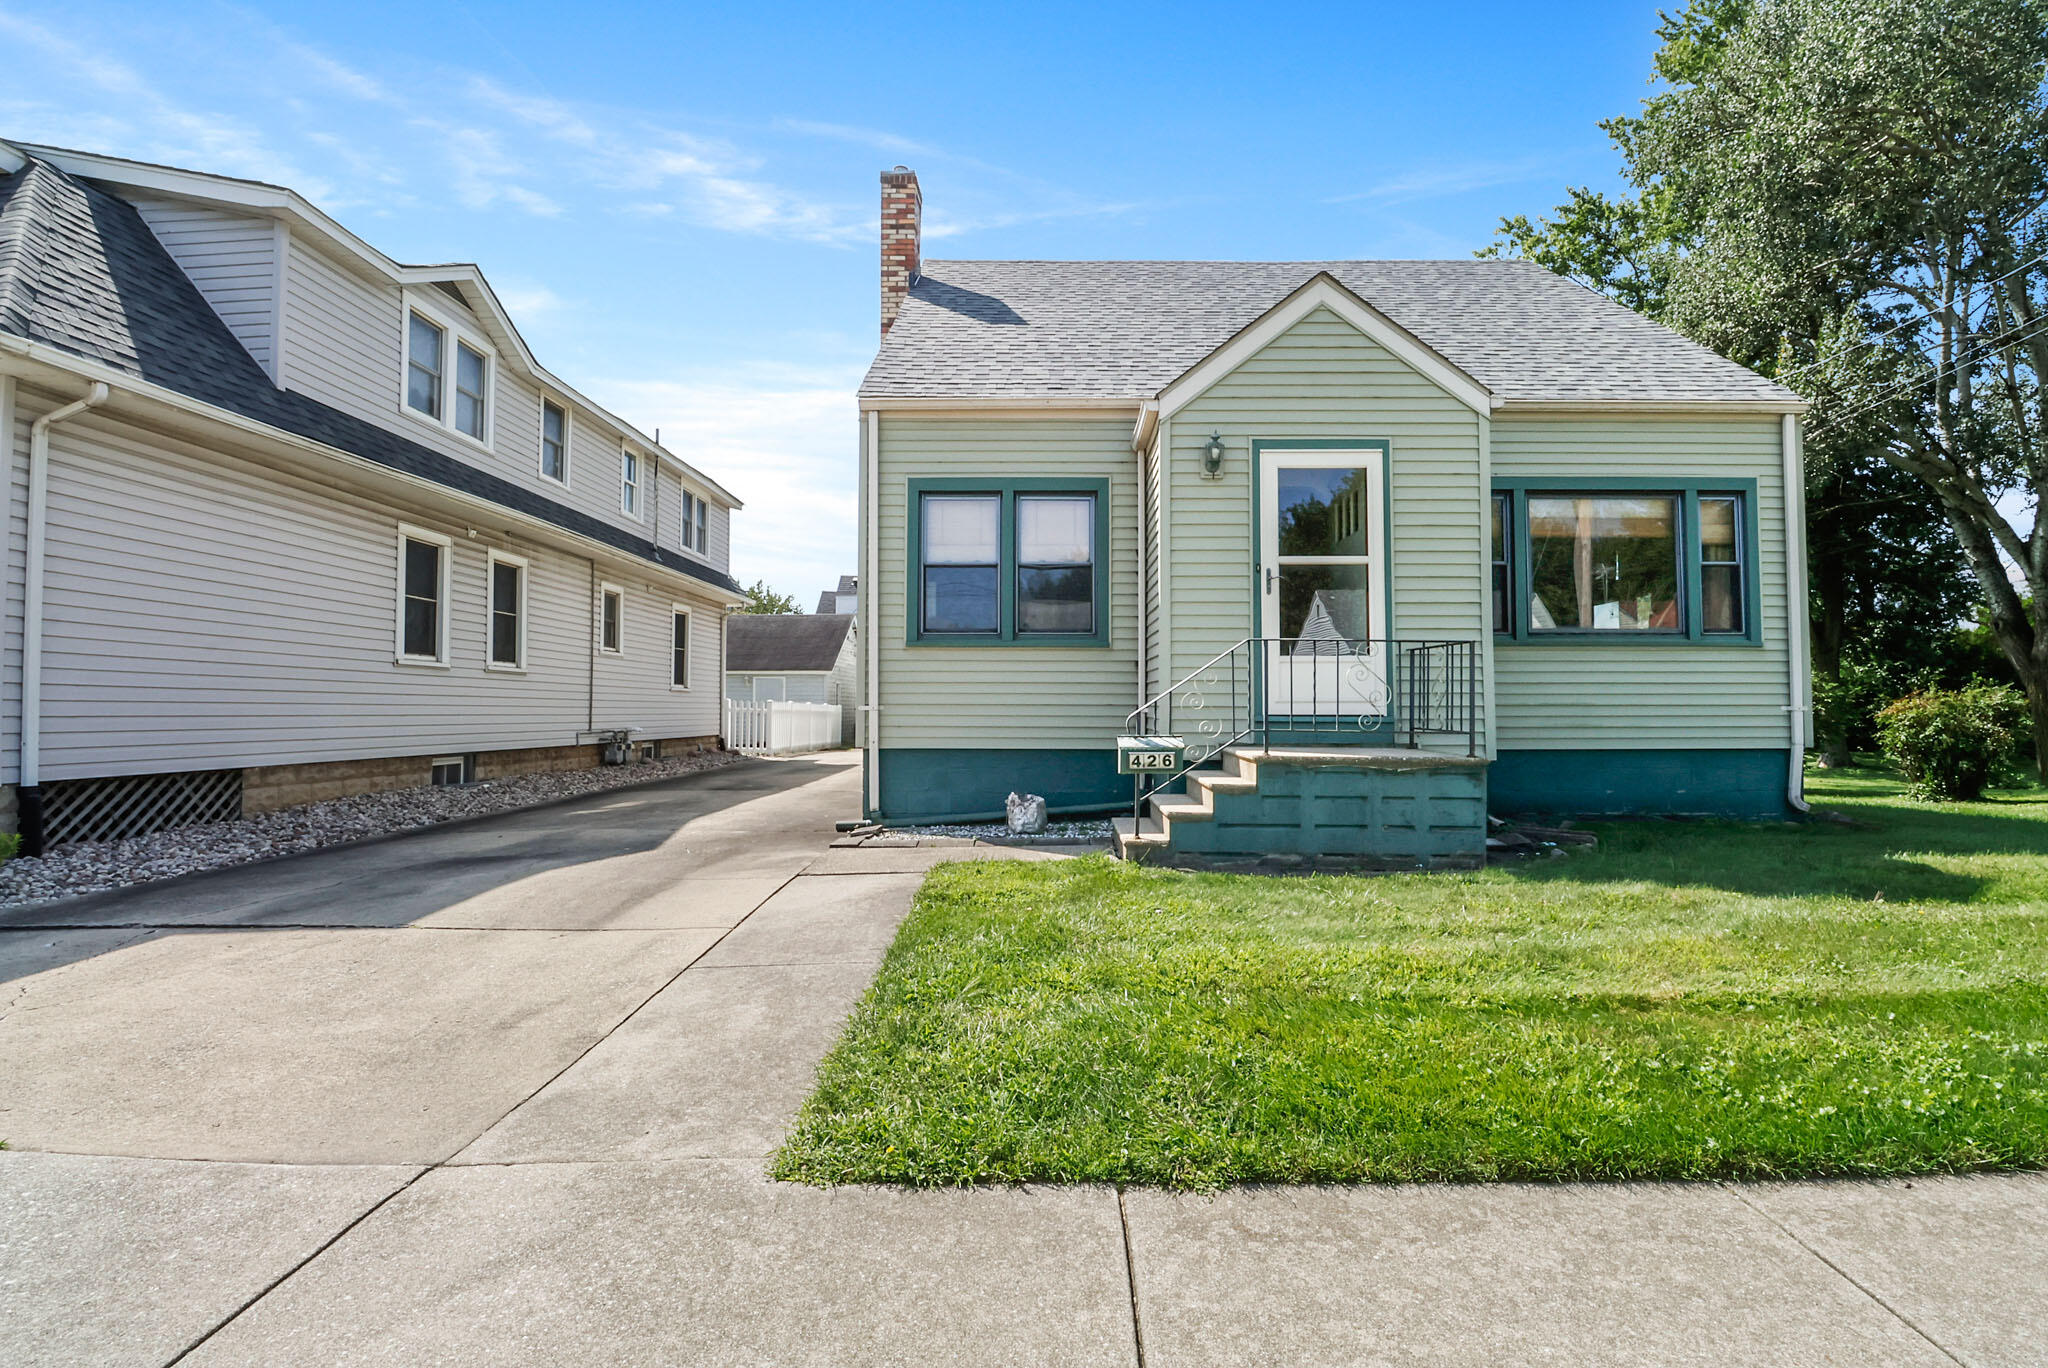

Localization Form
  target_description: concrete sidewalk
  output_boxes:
[3,751,2043,1365]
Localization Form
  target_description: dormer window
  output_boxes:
[402,291,494,446]
[455,342,488,439]
[541,400,568,483]
[407,313,444,419]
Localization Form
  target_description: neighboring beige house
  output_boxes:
[855,168,1810,860]
[0,141,745,852]
[725,613,858,745]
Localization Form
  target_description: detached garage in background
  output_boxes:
[724,615,858,746]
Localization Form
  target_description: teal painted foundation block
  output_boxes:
[876,748,1126,823]
[1490,748,1793,820]
[1167,759,1488,864]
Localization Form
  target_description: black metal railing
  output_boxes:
[1124,637,1482,818]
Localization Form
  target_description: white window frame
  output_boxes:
[621,445,644,519]
[539,397,571,487]
[669,603,692,690]
[454,339,490,442]
[394,523,452,668]
[484,548,530,672]
[405,311,445,422]
[680,490,697,551]
[399,288,496,450]
[598,581,625,654]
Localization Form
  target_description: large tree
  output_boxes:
[740,579,802,615]
[1495,0,2048,774]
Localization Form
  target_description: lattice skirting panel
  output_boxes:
[42,768,244,847]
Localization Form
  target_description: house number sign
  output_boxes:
[1116,736,1188,775]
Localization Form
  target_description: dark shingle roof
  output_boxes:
[860,259,1797,406]
[0,158,741,595]
[813,574,857,614]
[726,613,854,673]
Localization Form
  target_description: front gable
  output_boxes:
[1157,272,1493,420]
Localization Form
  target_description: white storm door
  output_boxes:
[1257,450,1388,718]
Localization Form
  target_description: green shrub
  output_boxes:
[1875,685,2027,800]
[0,831,18,864]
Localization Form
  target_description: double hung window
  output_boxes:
[910,480,1107,644]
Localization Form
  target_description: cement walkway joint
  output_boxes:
[3,749,2043,1365]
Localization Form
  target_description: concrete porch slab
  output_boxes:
[0,926,719,1164]
[453,960,877,1163]
[1121,1181,1953,1367]
[0,1151,418,1368]
[178,1161,1135,1368]
[1740,1173,2048,1368]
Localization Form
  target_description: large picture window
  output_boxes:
[1527,494,1681,633]
[908,479,1110,645]
[1493,482,1759,644]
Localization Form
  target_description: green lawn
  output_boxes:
[773,766,2048,1189]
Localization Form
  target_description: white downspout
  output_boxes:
[1782,412,1811,813]
[864,408,880,819]
[21,381,109,853]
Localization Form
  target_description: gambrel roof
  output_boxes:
[860,259,1800,408]
[0,154,742,594]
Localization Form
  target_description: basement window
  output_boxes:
[430,755,471,786]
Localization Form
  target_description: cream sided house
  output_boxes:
[855,168,1811,863]
[0,141,744,853]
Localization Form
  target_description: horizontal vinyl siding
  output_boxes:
[29,405,722,778]
[1170,308,1489,741]
[129,196,279,375]
[1489,413,1790,749]
[876,410,1140,750]
[278,238,728,545]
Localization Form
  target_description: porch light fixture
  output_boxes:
[1201,430,1227,479]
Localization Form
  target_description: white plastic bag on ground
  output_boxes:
[1005,791,1048,834]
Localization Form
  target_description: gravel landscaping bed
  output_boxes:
[899,818,1116,843]
[0,749,748,909]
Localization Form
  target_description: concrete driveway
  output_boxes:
[3,751,2044,1367]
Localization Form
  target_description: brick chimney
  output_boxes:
[880,166,921,335]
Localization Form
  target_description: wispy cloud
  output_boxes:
[597,361,865,600]
[1327,153,1576,207]
[0,7,330,195]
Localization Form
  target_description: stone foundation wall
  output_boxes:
[241,734,722,816]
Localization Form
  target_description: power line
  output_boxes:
[1771,235,2048,387]
[1807,312,2048,438]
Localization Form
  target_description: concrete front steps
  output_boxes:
[1112,745,1488,870]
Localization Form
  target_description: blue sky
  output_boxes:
[0,1,1666,602]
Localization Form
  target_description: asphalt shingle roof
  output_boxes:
[0,157,742,595]
[860,259,1797,405]
[726,613,854,673]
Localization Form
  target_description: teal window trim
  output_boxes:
[1491,476,1763,646]
[906,476,1112,647]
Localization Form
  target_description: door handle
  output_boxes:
[1265,566,1275,594]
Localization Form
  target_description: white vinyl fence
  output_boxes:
[724,699,842,755]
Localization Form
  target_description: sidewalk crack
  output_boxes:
[1721,1183,1967,1367]
[1116,1185,1148,1368]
